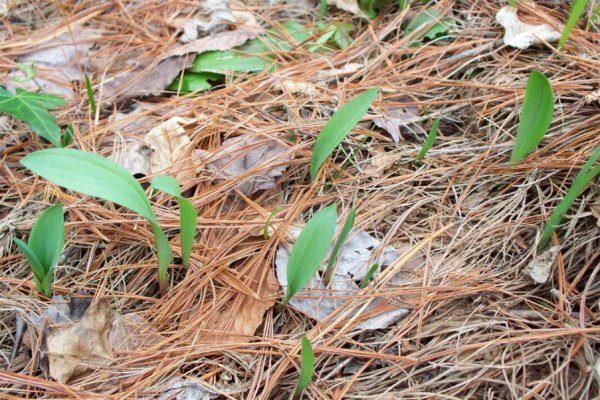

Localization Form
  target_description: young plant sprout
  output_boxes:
[293,336,315,400]
[416,118,440,162]
[322,208,355,286]
[14,204,65,297]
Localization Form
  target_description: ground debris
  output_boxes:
[373,105,424,143]
[525,246,560,284]
[495,6,560,49]
[326,0,368,18]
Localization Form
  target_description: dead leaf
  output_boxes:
[202,266,278,342]
[326,0,368,18]
[373,106,424,143]
[370,153,402,175]
[496,6,560,49]
[145,377,219,400]
[111,142,152,177]
[525,246,560,284]
[276,228,425,331]
[109,313,162,353]
[46,300,114,383]
[9,30,95,96]
[197,136,290,196]
[276,80,322,97]
[166,29,257,58]
[316,62,363,82]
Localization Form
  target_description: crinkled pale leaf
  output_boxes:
[525,246,560,284]
[276,228,424,331]
[47,300,113,383]
[0,88,64,147]
[180,0,236,42]
[112,142,152,177]
[496,6,560,49]
[326,0,368,18]
[109,313,162,353]
[198,136,290,195]
[146,378,219,400]
[316,62,363,81]
[373,105,423,143]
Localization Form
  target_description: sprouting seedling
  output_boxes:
[416,118,440,162]
[538,146,600,251]
[263,206,284,240]
[84,73,96,117]
[151,175,197,268]
[310,88,378,181]
[510,71,554,163]
[0,87,65,147]
[322,208,355,286]
[558,0,589,50]
[20,148,173,295]
[61,124,74,147]
[283,204,337,305]
[13,204,65,297]
[293,336,315,400]
[359,263,380,289]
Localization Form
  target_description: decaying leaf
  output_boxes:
[202,266,278,342]
[276,80,322,97]
[197,136,290,195]
[316,62,363,82]
[109,313,162,353]
[373,105,424,143]
[496,6,560,50]
[111,142,152,177]
[145,377,219,400]
[276,227,425,331]
[9,30,95,96]
[46,300,114,383]
[525,246,560,284]
[370,153,402,175]
[326,0,368,18]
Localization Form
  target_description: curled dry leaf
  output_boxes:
[373,105,424,143]
[112,142,152,177]
[201,265,278,342]
[197,136,290,196]
[316,62,363,82]
[495,6,560,49]
[370,153,402,175]
[180,0,257,43]
[109,313,162,353]
[276,80,322,97]
[326,0,368,18]
[525,246,560,284]
[145,377,219,400]
[46,300,114,383]
[9,30,95,96]
[276,228,425,331]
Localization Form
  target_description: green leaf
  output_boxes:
[12,63,37,83]
[510,71,554,163]
[323,208,355,286]
[168,72,222,93]
[283,204,337,305]
[538,146,600,251]
[21,148,173,292]
[0,87,65,147]
[61,124,74,147]
[28,204,64,274]
[359,263,380,289]
[416,118,439,161]
[333,22,354,49]
[13,238,46,287]
[559,0,589,50]
[84,73,96,116]
[403,9,451,42]
[264,206,285,240]
[151,175,197,268]
[310,88,378,181]
[192,49,273,74]
[293,336,315,400]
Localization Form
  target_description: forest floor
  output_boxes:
[1,0,600,399]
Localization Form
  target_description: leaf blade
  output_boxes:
[310,88,378,181]
[323,208,355,286]
[293,336,315,400]
[559,0,589,49]
[416,118,440,161]
[28,204,65,273]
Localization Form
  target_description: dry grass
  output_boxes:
[1,0,600,398]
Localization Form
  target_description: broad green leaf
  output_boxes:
[538,146,600,251]
[84,73,96,116]
[416,118,439,161]
[21,149,174,291]
[168,72,222,93]
[13,238,45,284]
[559,0,589,50]
[510,71,554,162]
[403,9,451,42]
[0,87,65,147]
[192,50,273,74]
[359,263,380,289]
[283,204,337,305]
[310,88,378,181]
[28,204,64,274]
[323,208,355,286]
[293,336,315,400]
[151,175,197,268]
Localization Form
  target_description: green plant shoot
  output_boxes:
[359,263,380,289]
[0,87,65,147]
[12,63,36,83]
[293,336,315,400]
[538,146,600,251]
[263,206,284,240]
[310,88,378,181]
[13,204,65,297]
[510,71,554,162]
[283,204,337,305]
[417,118,440,161]
[323,208,355,286]
[559,0,589,50]
[20,148,173,295]
[151,175,197,268]
[84,73,96,116]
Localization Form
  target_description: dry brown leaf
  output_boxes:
[525,246,560,284]
[276,79,322,97]
[495,6,560,49]
[373,106,424,143]
[46,300,114,383]
[202,266,278,342]
[326,0,368,18]
[166,29,257,58]
[316,62,363,82]
[112,142,152,177]
[109,313,162,353]
[197,136,290,195]
[370,153,402,175]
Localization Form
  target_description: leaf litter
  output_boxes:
[496,6,561,49]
